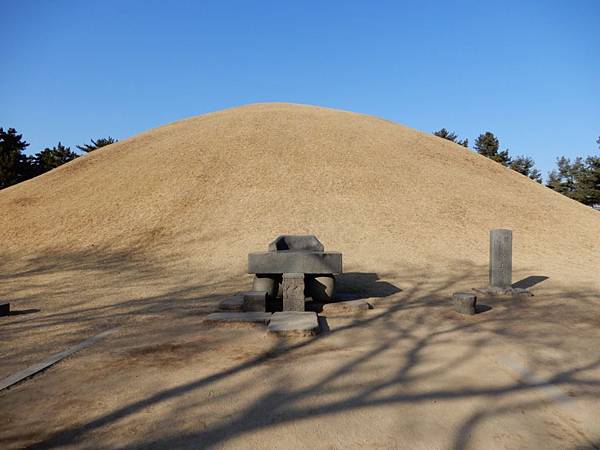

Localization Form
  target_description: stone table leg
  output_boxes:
[282,273,305,311]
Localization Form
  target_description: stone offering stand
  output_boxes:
[207,229,537,333]
[207,235,374,336]
[248,235,343,311]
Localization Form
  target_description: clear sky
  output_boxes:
[2,0,598,177]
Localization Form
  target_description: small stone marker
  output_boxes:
[490,229,512,289]
[243,291,268,312]
[205,312,272,326]
[218,294,243,311]
[322,299,372,316]
[282,273,305,311]
[452,292,477,315]
[0,302,9,316]
[267,311,320,337]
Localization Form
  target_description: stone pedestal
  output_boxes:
[282,273,305,311]
[490,229,512,289]
[306,275,336,302]
[452,292,477,315]
[252,275,279,299]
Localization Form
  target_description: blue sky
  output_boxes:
[2,0,598,177]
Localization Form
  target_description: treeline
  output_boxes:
[0,127,116,189]
[434,128,600,208]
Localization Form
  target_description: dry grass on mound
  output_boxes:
[1,103,599,449]
[0,102,598,285]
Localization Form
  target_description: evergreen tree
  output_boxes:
[547,156,581,198]
[474,131,511,166]
[509,155,542,183]
[546,156,600,206]
[76,137,117,153]
[0,127,32,189]
[579,155,600,206]
[33,142,79,174]
[433,128,468,147]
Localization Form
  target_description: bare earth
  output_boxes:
[1,103,599,449]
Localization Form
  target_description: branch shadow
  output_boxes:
[0,246,598,450]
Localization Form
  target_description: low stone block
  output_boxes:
[452,292,477,315]
[322,299,372,316]
[204,312,272,327]
[218,294,243,311]
[243,291,267,312]
[0,302,9,316]
[282,273,305,311]
[267,311,320,337]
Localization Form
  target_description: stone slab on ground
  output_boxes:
[473,287,533,297]
[205,312,272,327]
[218,294,243,311]
[267,311,320,337]
[321,299,372,316]
[0,302,10,316]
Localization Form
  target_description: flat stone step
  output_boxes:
[218,294,244,311]
[267,311,320,337]
[322,299,372,316]
[205,312,272,327]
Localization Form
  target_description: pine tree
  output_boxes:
[509,155,542,183]
[546,156,591,204]
[579,155,600,206]
[433,128,468,147]
[0,127,32,189]
[33,142,79,174]
[474,132,511,166]
[76,137,117,153]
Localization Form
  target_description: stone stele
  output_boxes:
[489,229,512,289]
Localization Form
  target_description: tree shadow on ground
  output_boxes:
[336,272,401,299]
[7,262,598,449]
[1,246,599,449]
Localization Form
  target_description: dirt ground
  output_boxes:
[1,103,599,448]
[1,263,599,449]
